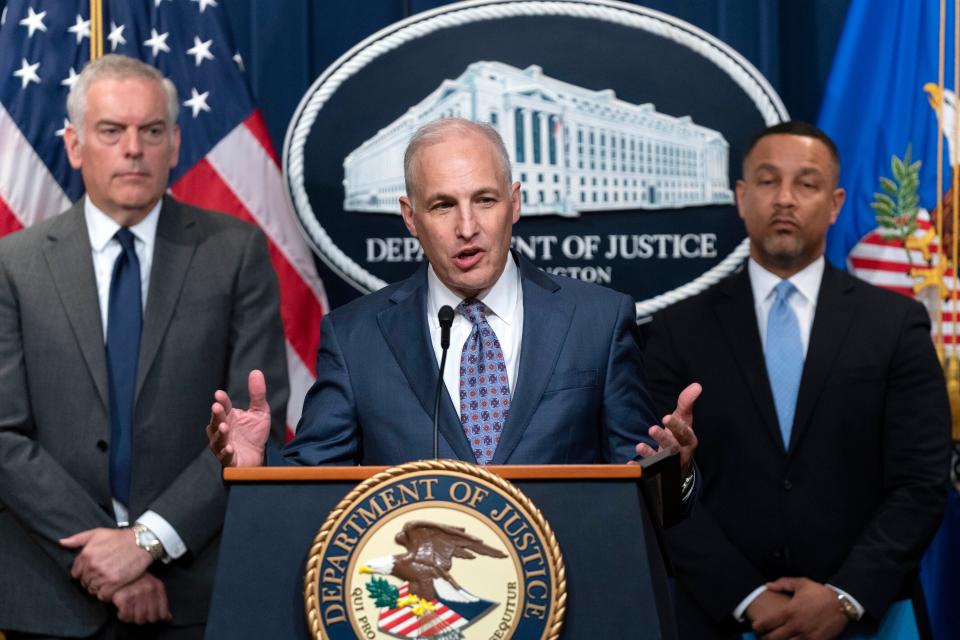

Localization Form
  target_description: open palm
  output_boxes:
[207,370,272,467]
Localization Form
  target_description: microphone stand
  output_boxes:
[434,305,455,459]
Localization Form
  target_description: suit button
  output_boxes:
[783,478,793,490]
[96,440,108,452]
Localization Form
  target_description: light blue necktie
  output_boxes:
[765,280,803,449]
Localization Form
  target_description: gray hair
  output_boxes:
[67,54,179,141]
[403,117,512,202]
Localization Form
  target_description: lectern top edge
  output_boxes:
[223,463,643,482]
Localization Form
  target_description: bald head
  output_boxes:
[403,118,512,204]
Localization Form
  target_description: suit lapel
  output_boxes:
[491,256,573,464]
[136,198,198,400]
[377,267,475,462]
[42,204,110,408]
[789,265,856,452]
[714,269,786,454]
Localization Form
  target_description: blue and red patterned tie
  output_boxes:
[458,298,511,464]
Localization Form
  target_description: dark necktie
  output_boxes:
[106,228,142,506]
[457,299,511,464]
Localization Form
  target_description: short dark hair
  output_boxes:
[743,121,840,171]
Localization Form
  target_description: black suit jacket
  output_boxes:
[643,263,950,638]
[0,197,288,636]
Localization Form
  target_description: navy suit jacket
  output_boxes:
[283,252,659,465]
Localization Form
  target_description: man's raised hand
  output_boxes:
[635,382,701,476]
[206,369,272,467]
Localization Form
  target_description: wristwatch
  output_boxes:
[837,593,859,621]
[680,466,696,499]
[131,523,167,563]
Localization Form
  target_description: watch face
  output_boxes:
[838,596,857,619]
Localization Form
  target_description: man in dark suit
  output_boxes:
[0,55,287,638]
[644,121,951,639]
[208,118,700,478]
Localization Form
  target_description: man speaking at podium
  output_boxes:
[209,118,698,483]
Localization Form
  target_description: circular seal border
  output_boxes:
[283,0,789,318]
[303,459,567,640]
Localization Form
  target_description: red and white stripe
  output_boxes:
[0,104,327,437]
[849,211,960,344]
[378,583,467,638]
[0,103,71,234]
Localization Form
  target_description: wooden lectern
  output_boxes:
[207,462,678,639]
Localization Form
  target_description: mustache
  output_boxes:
[769,212,799,226]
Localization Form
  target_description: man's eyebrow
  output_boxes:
[422,186,501,202]
[422,191,455,203]
[93,118,166,128]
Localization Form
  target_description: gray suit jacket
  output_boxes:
[0,197,288,636]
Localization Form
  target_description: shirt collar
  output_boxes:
[748,255,825,306]
[84,196,162,252]
[427,252,520,328]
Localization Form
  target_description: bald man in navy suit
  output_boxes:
[209,118,700,490]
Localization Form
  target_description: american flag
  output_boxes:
[848,210,960,346]
[0,0,328,437]
[378,583,471,638]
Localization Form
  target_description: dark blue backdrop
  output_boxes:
[0,0,852,307]
[221,0,851,307]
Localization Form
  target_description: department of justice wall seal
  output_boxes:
[304,461,565,640]
[284,0,788,318]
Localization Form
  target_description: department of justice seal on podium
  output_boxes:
[304,461,566,640]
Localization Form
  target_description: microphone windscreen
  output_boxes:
[438,305,454,349]
[438,305,455,325]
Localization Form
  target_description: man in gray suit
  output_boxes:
[0,55,287,638]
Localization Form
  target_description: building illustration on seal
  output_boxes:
[342,61,733,217]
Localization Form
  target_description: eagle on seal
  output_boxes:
[359,520,507,603]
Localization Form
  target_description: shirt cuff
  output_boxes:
[733,585,768,622]
[827,584,865,620]
[112,499,129,526]
[136,510,188,562]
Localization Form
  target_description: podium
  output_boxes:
[207,463,678,639]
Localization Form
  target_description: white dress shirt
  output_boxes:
[748,256,823,356]
[427,254,523,412]
[734,256,862,621]
[84,197,186,561]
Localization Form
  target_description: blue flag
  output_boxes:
[819,2,960,639]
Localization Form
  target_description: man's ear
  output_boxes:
[64,124,82,170]
[828,187,846,225]
[510,181,521,223]
[734,179,746,221]
[168,124,181,169]
[400,195,418,238]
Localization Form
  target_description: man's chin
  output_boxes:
[446,274,495,299]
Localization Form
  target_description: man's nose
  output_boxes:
[774,183,797,207]
[456,206,478,238]
[122,128,143,157]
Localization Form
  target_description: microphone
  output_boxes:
[434,305,455,459]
